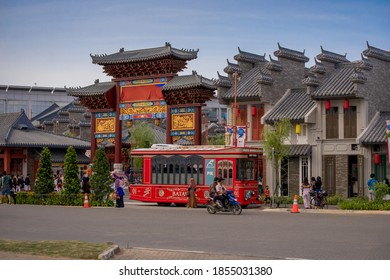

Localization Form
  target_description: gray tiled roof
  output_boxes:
[224,59,242,74]
[273,43,309,63]
[222,66,262,100]
[262,88,316,124]
[309,58,326,74]
[363,42,390,62]
[214,72,232,88]
[4,129,90,149]
[67,81,115,97]
[162,71,216,91]
[0,111,90,149]
[91,43,198,65]
[51,150,90,164]
[311,64,368,99]
[358,111,390,144]
[288,145,311,156]
[234,47,267,64]
[316,46,349,64]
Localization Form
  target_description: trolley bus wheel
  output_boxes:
[232,204,242,215]
[207,205,217,214]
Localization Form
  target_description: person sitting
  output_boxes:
[209,177,218,200]
[214,177,227,208]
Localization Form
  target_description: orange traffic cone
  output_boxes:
[83,193,90,208]
[291,194,299,213]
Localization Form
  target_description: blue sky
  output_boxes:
[0,0,389,88]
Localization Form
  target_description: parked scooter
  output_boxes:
[206,190,242,215]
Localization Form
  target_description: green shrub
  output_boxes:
[374,182,389,201]
[339,197,390,210]
[7,192,113,207]
[327,194,344,205]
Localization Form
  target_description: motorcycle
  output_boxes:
[206,190,242,215]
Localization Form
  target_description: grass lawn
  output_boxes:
[0,240,114,259]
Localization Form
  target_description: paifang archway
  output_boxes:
[68,43,215,171]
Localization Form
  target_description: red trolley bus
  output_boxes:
[129,144,263,206]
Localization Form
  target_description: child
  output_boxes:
[264,185,271,206]
[10,185,17,204]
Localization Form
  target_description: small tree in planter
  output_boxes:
[34,147,55,195]
[90,148,113,205]
[63,146,82,201]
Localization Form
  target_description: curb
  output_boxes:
[98,245,120,260]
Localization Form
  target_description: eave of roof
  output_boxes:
[90,43,198,65]
[67,81,115,97]
[262,88,316,124]
[358,111,390,144]
[288,144,312,156]
[311,64,367,99]
[162,72,216,91]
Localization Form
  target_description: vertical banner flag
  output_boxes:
[386,120,390,163]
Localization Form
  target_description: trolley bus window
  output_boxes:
[236,159,257,180]
[217,160,233,186]
[151,155,203,185]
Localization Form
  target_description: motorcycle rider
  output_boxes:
[208,177,218,206]
[214,177,227,208]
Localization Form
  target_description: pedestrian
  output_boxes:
[115,175,125,208]
[0,171,12,204]
[10,185,17,204]
[301,177,311,209]
[263,185,271,206]
[187,178,197,208]
[315,176,322,192]
[81,172,90,194]
[310,177,316,191]
[367,173,377,201]
[12,176,19,193]
[24,174,31,192]
[18,175,25,192]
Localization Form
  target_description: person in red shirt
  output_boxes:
[264,185,271,205]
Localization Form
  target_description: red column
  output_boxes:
[194,105,202,145]
[166,105,172,144]
[4,148,11,173]
[90,112,96,162]
[114,84,122,165]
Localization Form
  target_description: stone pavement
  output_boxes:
[0,247,268,260]
[1,204,389,260]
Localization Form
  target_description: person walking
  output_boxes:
[24,174,31,191]
[0,171,12,204]
[367,173,377,201]
[115,175,125,208]
[187,178,197,208]
[301,177,311,209]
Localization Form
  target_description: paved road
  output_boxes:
[0,203,389,260]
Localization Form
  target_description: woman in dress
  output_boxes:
[187,178,197,208]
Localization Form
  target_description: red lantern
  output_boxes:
[374,154,380,165]
[325,100,331,111]
[344,99,350,110]
[251,106,256,116]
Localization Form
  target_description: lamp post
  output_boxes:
[271,147,275,208]
[233,72,238,147]
[203,113,209,145]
